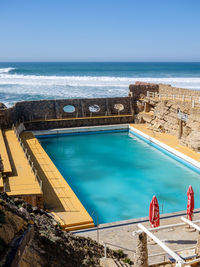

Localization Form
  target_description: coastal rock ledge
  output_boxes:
[0,193,120,267]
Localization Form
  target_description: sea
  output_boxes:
[0,62,200,107]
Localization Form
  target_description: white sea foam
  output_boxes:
[1,73,200,89]
[1,72,200,107]
[0,67,15,74]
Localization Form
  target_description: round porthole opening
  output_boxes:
[89,104,100,112]
[63,105,75,113]
[114,104,124,111]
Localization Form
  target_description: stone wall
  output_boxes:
[129,82,159,98]
[0,96,134,129]
[147,99,200,151]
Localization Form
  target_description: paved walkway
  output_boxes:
[77,211,200,265]
[130,124,200,162]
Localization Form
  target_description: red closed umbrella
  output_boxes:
[187,185,194,221]
[149,195,160,228]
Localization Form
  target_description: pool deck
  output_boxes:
[130,123,200,163]
[76,209,200,266]
[21,132,94,231]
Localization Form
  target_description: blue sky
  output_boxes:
[0,0,200,61]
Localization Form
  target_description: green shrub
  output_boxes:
[123,257,132,265]
[116,249,124,258]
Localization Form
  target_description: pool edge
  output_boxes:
[28,124,200,230]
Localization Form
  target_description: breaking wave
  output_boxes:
[0,67,16,74]
[1,73,200,89]
[1,72,200,107]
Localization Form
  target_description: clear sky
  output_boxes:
[0,0,200,62]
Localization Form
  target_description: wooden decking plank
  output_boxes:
[21,132,94,230]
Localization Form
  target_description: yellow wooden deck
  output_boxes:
[0,129,12,174]
[130,124,200,162]
[21,132,94,231]
[4,130,42,196]
[25,114,134,123]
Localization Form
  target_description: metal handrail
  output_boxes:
[146,91,200,108]
[23,136,76,211]
[148,246,195,258]
[91,211,99,242]
[12,125,43,192]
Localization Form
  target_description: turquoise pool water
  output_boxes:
[38,131,200,224]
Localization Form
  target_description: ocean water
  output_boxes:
[0,62,200,107]
[39,131,200,224]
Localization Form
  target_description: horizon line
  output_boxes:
[0,60,200,63]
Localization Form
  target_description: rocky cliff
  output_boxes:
[131,83,200,152]
[0,193,119,267]
[137,99,200,151]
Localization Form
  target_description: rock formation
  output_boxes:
[0,193,120,267]
[134,232,148,267]
[132,83,200,152]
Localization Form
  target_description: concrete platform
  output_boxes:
[4,130,42,197]
[76,210,200,266]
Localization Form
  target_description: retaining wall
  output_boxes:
[24,115,134,131]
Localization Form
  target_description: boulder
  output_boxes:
[186,131,200,151]
[0,103,7,109]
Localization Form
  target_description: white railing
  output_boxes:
[146,91,200,108]
[12,125,43,192]
[133,219,200,267]
[16,123,26,135]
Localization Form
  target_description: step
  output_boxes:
[0,176,3,191]
[100,258,132,267]
[100,258,118,267]
[64,222,95,232]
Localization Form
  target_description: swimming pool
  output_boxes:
[38,130,200,224]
